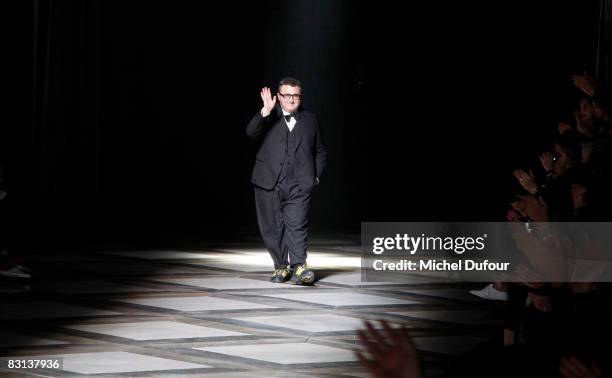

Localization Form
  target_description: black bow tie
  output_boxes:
[284,115,293,122]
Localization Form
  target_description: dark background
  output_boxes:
[20,1,605,248]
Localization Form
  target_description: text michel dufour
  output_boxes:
[369,234,510,272]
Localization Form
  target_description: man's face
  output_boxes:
[278,84,301,113]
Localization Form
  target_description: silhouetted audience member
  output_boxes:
[369,71,612,378]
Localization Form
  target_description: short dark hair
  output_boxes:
[278,77,301,92]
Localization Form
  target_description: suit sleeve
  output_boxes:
[314,118,328,179]
[246,111,273,139]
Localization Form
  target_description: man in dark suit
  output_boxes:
[246,77,327,285]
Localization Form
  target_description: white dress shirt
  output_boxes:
[282,110,297,132]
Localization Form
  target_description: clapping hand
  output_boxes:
[511,194,549,222]
[523,194,549,222]
[572,74,595,97]
[513,169,538,194]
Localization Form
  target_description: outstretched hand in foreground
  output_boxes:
[356,319,421,378]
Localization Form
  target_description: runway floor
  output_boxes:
[0,236,501,377]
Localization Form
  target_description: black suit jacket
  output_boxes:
[246,106,327,193]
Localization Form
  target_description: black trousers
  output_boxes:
[254,175,311,269]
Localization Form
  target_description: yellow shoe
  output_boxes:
[289,264,315,285]
[270,268,291,283]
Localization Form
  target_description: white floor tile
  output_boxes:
[233,314,375,333]
[196,342,357,364]
[117,296,278,311]
[153,277,285,290]
[319,273,401,286]
[260,292,418,307]
[64,320,247,340]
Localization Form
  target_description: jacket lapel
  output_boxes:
[292,111,304,151]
